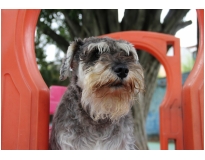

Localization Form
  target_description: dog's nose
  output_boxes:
[113,64,129,79]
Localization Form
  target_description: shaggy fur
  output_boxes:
[49,37,144,150]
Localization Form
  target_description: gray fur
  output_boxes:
[49,37,144,150]
[50,84,136,150]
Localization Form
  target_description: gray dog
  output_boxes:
[49,37,144,150]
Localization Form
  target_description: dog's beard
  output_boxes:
[80,62,144,122]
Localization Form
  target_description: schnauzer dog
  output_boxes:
[49,37,144,150]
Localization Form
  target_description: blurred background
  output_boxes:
[35,9,197,150]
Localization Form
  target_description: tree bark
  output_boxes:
[94,10,109,35]
[107,10,120,33]
[81,9,101,36]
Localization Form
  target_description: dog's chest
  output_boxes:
[59,122,132,150]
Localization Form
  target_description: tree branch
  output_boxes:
[170,20,192,35]
[121,9,147,30]
[134,9,147,30]
[106,9,120,32]
[121,9,138,30]
[94,9,109,35]
[148,9,162,32]
[162,9,190,33]
[62,11,81,38]
[40,22,69,53]
[82,9,100,36]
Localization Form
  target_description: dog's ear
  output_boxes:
[59,39,83,81]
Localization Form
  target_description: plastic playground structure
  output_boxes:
[1,9,204,150]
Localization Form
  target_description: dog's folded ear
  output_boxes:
[59,38,83,81]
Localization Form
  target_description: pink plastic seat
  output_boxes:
[50,85,67,115]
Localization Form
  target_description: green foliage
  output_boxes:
[181,54,195,73]
[35,37,69,87]
[35,10,73,87]
[35,9,85,87]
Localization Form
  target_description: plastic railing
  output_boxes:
[182,9,204,150]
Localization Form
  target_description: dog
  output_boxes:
[49,37,144,150]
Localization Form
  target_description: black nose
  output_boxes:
[112,64,129,79]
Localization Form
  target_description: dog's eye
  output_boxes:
[89,49,100,62]
[128,51,133,56]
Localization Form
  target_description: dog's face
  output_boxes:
[60,37,144,122]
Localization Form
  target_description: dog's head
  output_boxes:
[60,37,144,122]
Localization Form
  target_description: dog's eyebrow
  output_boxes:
[87,42,110,54]
[115,42,139,61]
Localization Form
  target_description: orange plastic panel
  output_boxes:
[1,9,49,149]
[102,31,183,149]
[182,9,204,150]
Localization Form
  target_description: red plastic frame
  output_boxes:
[2,9,49,149]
